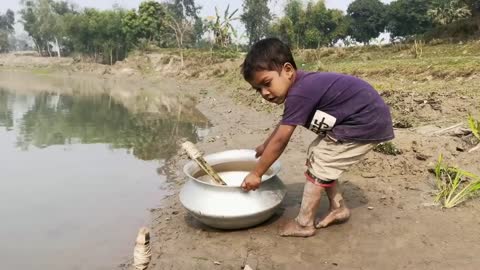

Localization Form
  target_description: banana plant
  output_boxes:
[205,4,239,47]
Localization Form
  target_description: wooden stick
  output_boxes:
[182,141,227,185]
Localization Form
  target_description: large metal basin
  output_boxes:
[179,149,286,229]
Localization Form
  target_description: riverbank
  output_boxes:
[2,47,480,269]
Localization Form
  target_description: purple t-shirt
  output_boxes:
[281,71,394,142]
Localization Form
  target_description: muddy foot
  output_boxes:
[315,207,350,228]
[279,219,316,237]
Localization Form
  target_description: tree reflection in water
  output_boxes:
[0,89,207,161]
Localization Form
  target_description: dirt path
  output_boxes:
[143,76,480,270]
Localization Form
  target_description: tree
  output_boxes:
[61,7,129,64]
[164,9,191,65]
[326,9,350,46]
[0,9,15,33]
[347,0,387,44]
[269,16,295,45]
[100,9,128,65]
[19,0,75,57]
[0,9,15,53]
[303,0,331,48]
[19,0,44,54]
[386,0,433,39]
[37,0,62,57]
[241,0,272,46]
[269,1,350,48]
[428,0,472,25]
[122,9,141,48]
[284,0,305,48]
[122,0,202,49]
[192,16,204,45]
[32,0,58,56]
[164,0,203,47]
[137,1,168,43]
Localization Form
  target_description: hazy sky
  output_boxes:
[1,0,393,39]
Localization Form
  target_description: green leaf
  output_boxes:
[468,114,480,140]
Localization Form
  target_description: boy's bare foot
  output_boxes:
[315,207,350,228]
[279,219,316,237]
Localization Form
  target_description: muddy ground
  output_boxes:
[142,77,480,269]
[2,53,480,270]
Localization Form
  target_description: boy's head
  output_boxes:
[241,38,297,104]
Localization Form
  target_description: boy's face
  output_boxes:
[248,63,296,105]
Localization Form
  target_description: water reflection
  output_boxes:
[0,90,13,129]
[0,89,207,160]
[0,86,208,270]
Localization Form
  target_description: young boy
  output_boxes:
[240,38,394,237]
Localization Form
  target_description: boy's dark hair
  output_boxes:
[241,38,297,82]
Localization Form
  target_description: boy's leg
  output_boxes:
[278,135,327,237]
[279,181,323,237]
[315,181,350,228]
[306,135,375,229]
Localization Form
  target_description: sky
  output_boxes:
[1,0,393,41]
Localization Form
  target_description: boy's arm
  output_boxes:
[241,124,296,191]
[262,123,280,146]
[255,123,280,158]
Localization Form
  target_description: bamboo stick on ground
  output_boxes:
[133,227,151,270]
[182,141,227,185]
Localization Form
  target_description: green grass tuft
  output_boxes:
[434,155,480,208]
[468,114,480,141]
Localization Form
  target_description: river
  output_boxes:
[0,74,208,270]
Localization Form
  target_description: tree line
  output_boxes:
[269,0,480,48]
[1,0,479,62]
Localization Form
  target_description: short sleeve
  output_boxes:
[280,95,317,126]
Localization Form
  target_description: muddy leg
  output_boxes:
[315,181,350,228]
[279,181,323,237]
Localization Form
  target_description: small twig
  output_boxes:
[433,123,463,135]
[468,144,480,153]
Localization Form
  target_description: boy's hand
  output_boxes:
[255,144,265,158]
[241,172,261,191]
[244,124,296,192]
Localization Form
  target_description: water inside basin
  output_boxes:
[193,160,275,186]
[197,171,273,186]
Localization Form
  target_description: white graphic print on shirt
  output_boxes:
[308,110,337,134]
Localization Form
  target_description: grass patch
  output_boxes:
[373,142,402,156]
[294,42,480,80]
[31,68,54,75]
[434,155,480,208]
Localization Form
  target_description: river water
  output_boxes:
[0,80,208,270]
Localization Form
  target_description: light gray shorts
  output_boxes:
[306,134,376,183]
